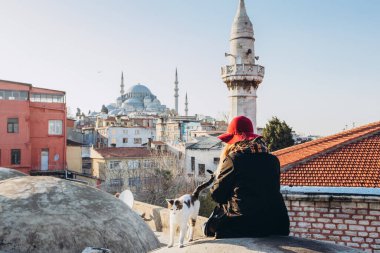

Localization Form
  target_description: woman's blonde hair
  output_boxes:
[215,143,236,176]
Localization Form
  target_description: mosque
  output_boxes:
[105,72,168,116]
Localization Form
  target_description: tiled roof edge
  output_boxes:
[281,129,380,173]
[275,121,380,156]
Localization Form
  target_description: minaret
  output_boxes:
[185,92,189,116]
[174,68,179,115]
[120,72,125,96]
[221,0,265,131]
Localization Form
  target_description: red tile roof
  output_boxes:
[274,121,380,187]
[94,147,153,158]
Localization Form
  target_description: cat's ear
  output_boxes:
[166,199,174,206]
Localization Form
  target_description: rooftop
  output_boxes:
[186,136,222,150]
[274,121,380,187]
[94,147,153,158]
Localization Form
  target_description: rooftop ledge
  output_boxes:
[221,64,265,80]
[133,201,361,253]
[152,237,360,253]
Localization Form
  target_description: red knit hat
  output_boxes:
[218,116,260,144]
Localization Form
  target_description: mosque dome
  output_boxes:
[0,176,160,253]
[125,84,152,99]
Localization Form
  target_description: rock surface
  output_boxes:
[0,167,27,181]
[152,236,361,253]
[0,176,160,253]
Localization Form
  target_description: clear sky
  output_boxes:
[0,0,379,136]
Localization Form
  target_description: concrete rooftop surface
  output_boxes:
[151,236,362,253]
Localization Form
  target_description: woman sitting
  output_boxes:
[205,116,290,238]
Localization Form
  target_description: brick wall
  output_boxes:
[283,193,380,253]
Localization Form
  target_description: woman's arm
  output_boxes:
[210,156,235,204]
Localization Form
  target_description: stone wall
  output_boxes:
[283,193,380,253]
[133,201,207,238]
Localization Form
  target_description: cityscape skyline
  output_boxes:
[0,0,379,136]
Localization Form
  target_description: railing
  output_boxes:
[31,164,65,172]
[221,63,265,78]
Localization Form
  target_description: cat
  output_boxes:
[166,171,215,248]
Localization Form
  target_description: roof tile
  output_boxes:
[274,121,380,188]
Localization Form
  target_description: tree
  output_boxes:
[262,117,294,152]
[99,150,196,207]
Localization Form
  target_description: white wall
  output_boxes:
[185,149,221,177]
[106,127,156,147]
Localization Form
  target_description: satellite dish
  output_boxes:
[119,189,134,209]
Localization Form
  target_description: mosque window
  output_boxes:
[134,138,142,144]
[123,138,128,143]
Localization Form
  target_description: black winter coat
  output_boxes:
[210,143,289,238]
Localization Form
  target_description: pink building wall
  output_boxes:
[0,80,67,173]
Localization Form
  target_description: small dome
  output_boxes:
[0,176,159,253]
[152,98,161,105]
[124,98,144,107]
[144,96,152,103]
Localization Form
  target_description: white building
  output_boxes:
[185,136,223,178]
[97,126,155,148]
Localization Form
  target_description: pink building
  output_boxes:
[0,80,67,174]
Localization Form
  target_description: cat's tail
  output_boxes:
[192,171,215,200]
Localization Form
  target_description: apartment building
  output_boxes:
[0,80,66,174]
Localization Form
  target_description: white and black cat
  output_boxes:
[166,171,214,248]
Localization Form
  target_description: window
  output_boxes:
[135,129,140,134]
[123,130,128,134]
[198,164,205,176]
[110,178,123,187]
[128,177,141,187]
[191,157,195,172]
[128,160,140,169]
[143,160,154,168]
[213,157,220,164]
[30,93,64,103]
[0,90,28,101]
[123,138,128,143]
[7,118,19,133]
[134,138,142,144]
[109,161,121,169]
[11,149,21,165]
[48,120,63,135]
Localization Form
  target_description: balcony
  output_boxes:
[221,64,265,84]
